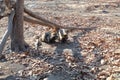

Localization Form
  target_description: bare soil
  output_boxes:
[0,0,120,80]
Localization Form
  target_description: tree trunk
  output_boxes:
[10,0,28,52]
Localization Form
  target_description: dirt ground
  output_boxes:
[0,0,120,80]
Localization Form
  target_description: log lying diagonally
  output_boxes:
[24,7,95,31]
[0,10,15,54]
[24,7,97,32]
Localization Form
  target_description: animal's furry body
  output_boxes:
[41,29,68,43]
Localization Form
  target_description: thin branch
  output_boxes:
[0,10,15,54]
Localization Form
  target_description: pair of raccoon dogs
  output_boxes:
[41,29,68,43]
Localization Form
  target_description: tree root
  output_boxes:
[10,41,29,52]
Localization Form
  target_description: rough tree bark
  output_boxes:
[10,0,28,52]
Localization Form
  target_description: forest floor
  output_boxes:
[0,0,120,80]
